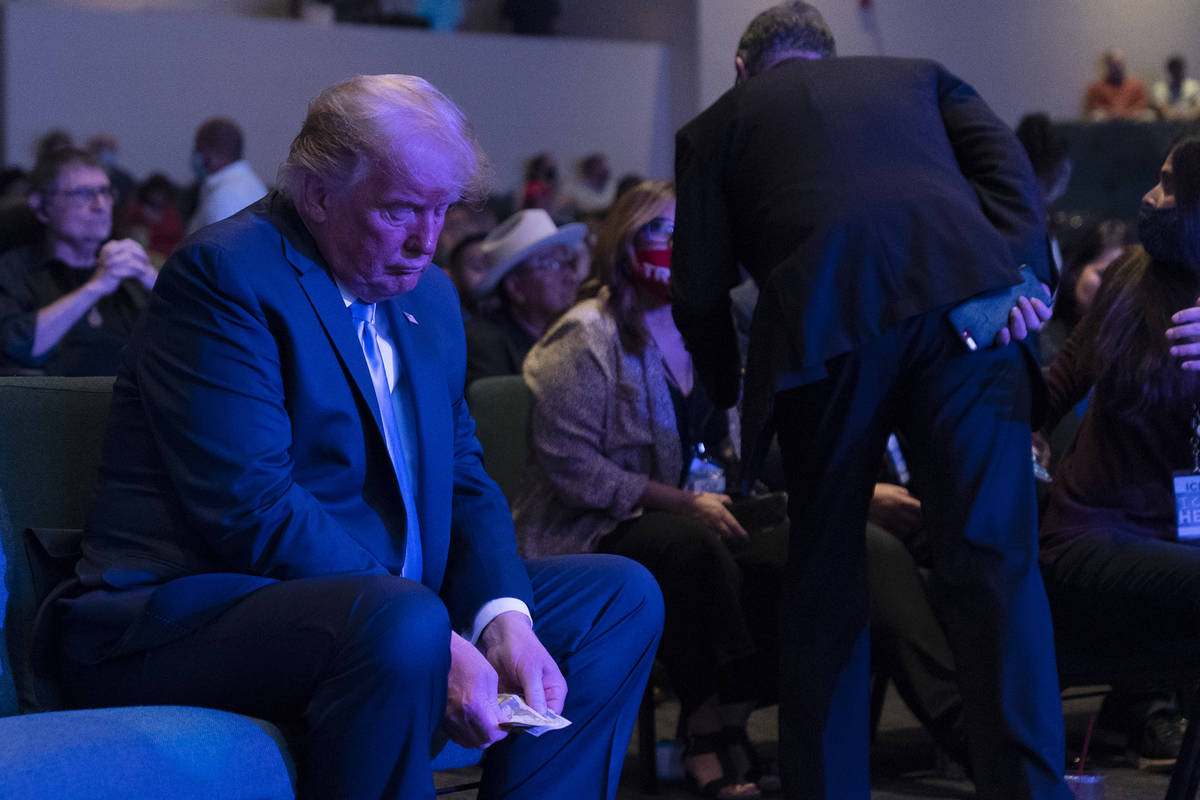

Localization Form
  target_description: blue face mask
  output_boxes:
[1138,205,1185,265]
[190,152,208,182]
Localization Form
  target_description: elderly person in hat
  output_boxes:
[514,180,786,798]
[463,207,585,386]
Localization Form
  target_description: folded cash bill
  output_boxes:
[497,693,572,737]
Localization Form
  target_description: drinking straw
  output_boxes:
[1078,709,1098,778]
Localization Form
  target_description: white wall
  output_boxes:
[1,3,676,190]
[698,0,1200,125]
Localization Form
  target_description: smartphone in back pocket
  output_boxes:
[946,265,1046,351]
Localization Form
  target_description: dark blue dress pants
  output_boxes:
[59,554,662,800]
[773,309,1070,800]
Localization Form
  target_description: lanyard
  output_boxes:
[1191,401,1200,474]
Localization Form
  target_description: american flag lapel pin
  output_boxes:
[403,311,419,326]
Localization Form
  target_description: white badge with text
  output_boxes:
[1174,471,1200,541]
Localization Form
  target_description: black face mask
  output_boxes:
[1138,205,1186,265]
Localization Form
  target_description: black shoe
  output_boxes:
[683,732,762,800]
[1135,711,1186,771]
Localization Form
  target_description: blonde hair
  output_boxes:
[594,179,675,353]
[277,74,491,203]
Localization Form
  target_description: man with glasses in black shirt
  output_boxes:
[0,147,156,375]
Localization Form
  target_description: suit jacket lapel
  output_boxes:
[268,194,386,434]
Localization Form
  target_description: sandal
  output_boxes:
[683,732,762,799]
[723,726,781,794]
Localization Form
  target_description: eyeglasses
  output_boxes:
[638,216,674,244]
[518,254,578,276]
[50,185,114,204]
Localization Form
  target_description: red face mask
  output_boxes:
[631,245,672,304]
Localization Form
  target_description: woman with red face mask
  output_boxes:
[514,181,786,799]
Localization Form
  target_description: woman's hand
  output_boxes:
[1167,297,1200,371]
[684,491,749,542]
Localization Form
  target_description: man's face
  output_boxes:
[35,165,113,247]
[309,137,460,303]
[505,243,581,323]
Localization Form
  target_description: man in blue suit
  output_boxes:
[55,74,663,800]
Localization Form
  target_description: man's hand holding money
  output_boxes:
[444,611,569,749]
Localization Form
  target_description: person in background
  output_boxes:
[515,152,570,221]
[120,173,184,265]
[445,231,489,318]
[671,4,1067,797]
[433,201,495,271]
[1085,49,1153,121]
[1041,219,1129,367]
[464,208,584,385]
[86,133,136,217]
[516,181,785,799]
[1151,55,1200,121]
[185,117,267,234]
[0,148,155,375]
[566,153,615,223]
[1039,135,1200,770]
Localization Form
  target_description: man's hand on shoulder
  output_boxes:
[479,610,567,716]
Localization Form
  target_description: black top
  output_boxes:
[463,305,537,387]
[0,243,148,376]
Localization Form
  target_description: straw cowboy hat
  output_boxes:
[473,208,587,295]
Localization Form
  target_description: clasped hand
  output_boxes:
[92,239,157,293]
[443,611,566,749]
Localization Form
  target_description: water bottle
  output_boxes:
[685,443,726,494]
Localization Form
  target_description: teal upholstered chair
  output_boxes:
[0,376,479,799]
[467,375,659,793]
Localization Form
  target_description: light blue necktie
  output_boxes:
[350,301,422,581]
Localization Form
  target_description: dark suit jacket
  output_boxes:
[672,57,1051,410]
[61,193,533,662]
[464,306,536,387]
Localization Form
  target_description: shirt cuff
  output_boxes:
[466,597,532,645]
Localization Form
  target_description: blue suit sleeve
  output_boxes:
[137,242,389,579]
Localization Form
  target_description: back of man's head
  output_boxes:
[277,73,490,205]
[194,118,245,168]
[737,1,836,78]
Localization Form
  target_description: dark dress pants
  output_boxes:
[1043,529,1200,658]
[865,523,966,764]
[59,554,662,800]
[598,510,786,716]
[773,309,1070,800]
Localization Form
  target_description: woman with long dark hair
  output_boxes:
[1038,135,1200,757]
[514,181,785,799]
